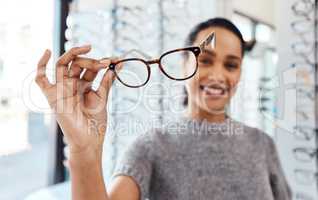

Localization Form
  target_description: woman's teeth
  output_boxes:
[200,85,226,96]
[204,87,224,95]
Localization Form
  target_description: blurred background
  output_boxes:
[0,0,317,199]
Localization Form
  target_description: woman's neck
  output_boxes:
[185,105,227,123]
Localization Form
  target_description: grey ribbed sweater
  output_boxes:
[111,116,292,200]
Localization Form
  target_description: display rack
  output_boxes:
[314,0,318,194]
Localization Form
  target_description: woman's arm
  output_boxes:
[69,149,140,200]
[69,149,108,200]
[36,47,140,200]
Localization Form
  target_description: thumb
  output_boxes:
[97,68,116,101]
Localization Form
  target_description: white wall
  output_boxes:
[233,0,275,25]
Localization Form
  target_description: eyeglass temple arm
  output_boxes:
[199,32,216,51]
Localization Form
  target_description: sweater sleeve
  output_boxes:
[266,136,292,200]
[110,132,154,200]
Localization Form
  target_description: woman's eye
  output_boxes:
[225,62,239,69]
[199,58,213,65]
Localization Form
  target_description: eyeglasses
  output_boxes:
[292,0,315,17]
[290,0,317,198]
[297,86,315,101]
[294,125,318,141]
[294,169,318,185]
[292,63,315,86]
[292,61,315,70]
[291,41,315,64]
[293,147,317,162]
[292,41,315,55]
[290,0,316,54]
[296,105,315,121]
[291,19,314,36]
[106,32,215,88]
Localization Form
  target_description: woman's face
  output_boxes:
[184,27,242,116]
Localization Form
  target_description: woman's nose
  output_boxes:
[207,65,226,83]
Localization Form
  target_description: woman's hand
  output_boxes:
[35,45,115,161]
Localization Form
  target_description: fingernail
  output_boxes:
[81,44,91,48]
[99,59,110,64]
[44,49,50,54]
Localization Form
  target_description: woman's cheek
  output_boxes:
[186,78,200,101]
[229,79,240,97]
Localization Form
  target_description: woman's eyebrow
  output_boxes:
[202,49,216,57]
[226,55,241,60]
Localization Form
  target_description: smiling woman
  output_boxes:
[108,18,292,200]
[34,16,292,200]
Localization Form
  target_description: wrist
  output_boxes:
[87,118,107,137]
[68,147,103,168]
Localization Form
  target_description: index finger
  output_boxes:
[36,49,52,90]
[71,57,110,73]
[56,45,92,68]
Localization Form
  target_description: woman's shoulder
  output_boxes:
[235,120,275,147]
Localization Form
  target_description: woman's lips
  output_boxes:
[199,84,227,98]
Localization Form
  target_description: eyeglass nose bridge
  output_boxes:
[146,58,160,65]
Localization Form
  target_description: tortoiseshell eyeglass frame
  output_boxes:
[108,32,215,88]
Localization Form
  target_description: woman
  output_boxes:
[36,18,291,200]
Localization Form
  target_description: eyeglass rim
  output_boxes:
[294,168,318,185]
[293,147,317,160]
[293,126,317,140]
[291,61,315,67]
[110,58,151,88]
[291,0,315,15]
[109,46,201,87]
[291,21,313,34]
[158,46,201,81]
